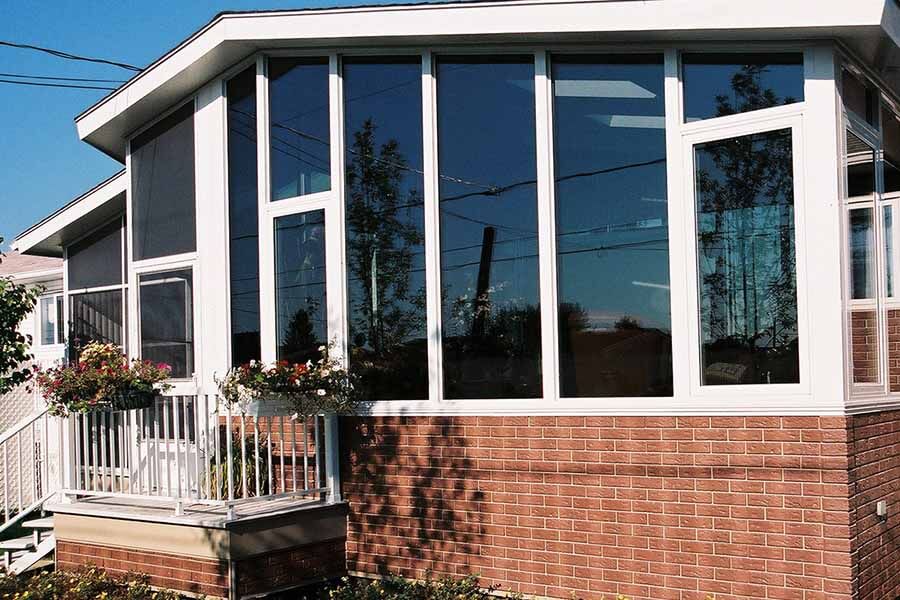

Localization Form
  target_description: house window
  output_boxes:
[552,54,672,397]
[343,56,428,400]
[682,53,804,122]
[436,56,541,399]
[67,218,124,289]
[274,210,327,364]
[39,294,64,346]
[226,67,261,366]
[693,128,799,385]
[139,269,194,379]
[268,57,330,201]
[69,290,125,351]
[842,69,878,127]
[131,102,196,261]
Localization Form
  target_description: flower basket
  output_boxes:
[243,395,295,418]
[104,390,159,412]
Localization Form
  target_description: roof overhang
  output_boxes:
[13,170,127,258]
[76,0,900,162]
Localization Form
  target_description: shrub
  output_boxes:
[324,574,515,600]
[0,566,182,599]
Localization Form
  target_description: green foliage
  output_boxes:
[324,574,516,600]
[0,566,182,599]
[0,238,41,395]
[207,427,271,499]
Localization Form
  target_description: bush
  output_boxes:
[0,566,182,599]
[324,574,515,600]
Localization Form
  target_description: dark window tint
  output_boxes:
[437,56,541,399]
[846,131,876,200]
[682,53,803,122]
[139,269,194,379]
[885,206,894,298]
[56,296,65,344]
[131,103,196,261]
[67,218,123,289]
[69,290,124,355]
[227,68,261,366]
[552,55,672,397]
[275,211,327,364]
[850,208,876,300]
[882,107,900,195]
[694,129,799,385]
[268,58,330,201]
[343,57,428,400]
[842,69,878,126]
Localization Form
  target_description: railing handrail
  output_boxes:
[0,408,49,447]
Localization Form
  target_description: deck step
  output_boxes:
[21,518,53,530]
[10,534,55,574]
[0,537,35,552]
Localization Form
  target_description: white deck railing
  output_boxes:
[59,395,339,516]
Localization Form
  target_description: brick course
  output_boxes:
[235,537,347,597]
[851,311,879,385]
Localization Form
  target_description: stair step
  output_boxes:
[21,518,53,530]
[0,537,35,552]
[10,535,55,575]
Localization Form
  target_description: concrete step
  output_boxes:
[0,537,35,552]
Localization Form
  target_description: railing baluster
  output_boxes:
[314,416,321,491]
[41,414,49,498]
[118,412,126,493]
[291,418,297,493]
[153,402,162,496]
[73,415,81,491]
[279,417,285,495]
[101,413,109,492]
[253,419,260,497]
[266,418,273,496]
[191,397,200,500]
[85,414,93,491]
[17,431,23,512]
[31,422,38,504]
[172,396,182,499]
[163,398,172,498]
[90,413,99,491]
[239,415,247,499]
[225,402,233,502]
[3,441,9,522]
[186,396,196,499]
[303,417,309,491]
[213,396,220,501]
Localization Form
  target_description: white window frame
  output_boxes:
[36,292,65,349]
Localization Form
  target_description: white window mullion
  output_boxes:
[422,50,444,404]
[534,51,559,402]
[125,140,139,360]
[257,55,277,364]
[327,52,347,362]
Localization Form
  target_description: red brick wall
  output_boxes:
[887,310,900,392]
[56,540,229,598]
[341,416,854,600]
[851,310,879,385]
[848,410,900,600]
[235,537,346,597]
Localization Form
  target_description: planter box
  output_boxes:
[105,391,158,412]
[243,396,295,418]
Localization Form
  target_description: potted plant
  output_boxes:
[216,345,358,418]
[37,342,172,416]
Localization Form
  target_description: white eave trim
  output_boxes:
[8,268,64,285]
[74,0,892,153]
[13,170,127,256]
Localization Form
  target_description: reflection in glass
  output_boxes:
[69,290,124,355]
[694,129,799,385]
[343,57,427,400]
[842,69,878,126]
[682,53,803,122]
[131,103,196,261]
[40,297,58,346]
[885,207,894,298]
[56,296,64,344]
[227,67,261,365]
[552,55,671,397]
[275,211,327,364]
[268,58,330,201]
[851,208,876,300]
[139,270,193,379]
[882,107,900,195]
[846,131,876,200]
[437,56,541,399]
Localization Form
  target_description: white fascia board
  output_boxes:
[8,268,64,286]
[75,0,890,159]
[13,171,127,257]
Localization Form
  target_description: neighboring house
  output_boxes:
[7,1,900,598]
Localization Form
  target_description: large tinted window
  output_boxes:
[882,107,900,195]
[275,210,327,364]
[67,218,124,290]
[268,58,330,201]
[227,67,261,366]
[842,69,878,127]
[131,103,196,261]
[343,57,427,400]
[694,129,799,385]
[437,56,541,399]
[553,55,671,397]
[139,269,193,379]
[682,53,803,122]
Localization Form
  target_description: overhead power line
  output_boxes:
[0,40,142,72]
[0,72,126,83]
[0,78,117,91]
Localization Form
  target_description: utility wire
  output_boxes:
[0,40,142,71]
[0,71,126,83]
[0,78,117,91]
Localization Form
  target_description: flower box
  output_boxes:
[104,390,159,412]
[243,395,295,418]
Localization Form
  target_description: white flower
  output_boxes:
[321,369,330,376]
[249,359,257,367]
[317,389,326,396]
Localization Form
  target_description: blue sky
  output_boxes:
[0,0,448,249]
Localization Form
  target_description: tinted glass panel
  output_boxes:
[842,69,878,126]
[552,55,671,397]
[67,218,123,289]
[343,57,428,400]
[275,211,327,364]
[882,107,900,195]
[40,296,57,346]
[69,290,124,355]
[227,68,261,365]
[694,129,799,385]
[56,296,65,344]
[139,269,193,379]
[846,131,876,200]
[682,53,803,122]
[131,103,196,260]
[850,208,876,300]
[268,58,330,201]
[437,56,541,399]
[885,206,894,298]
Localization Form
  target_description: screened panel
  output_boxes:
[694,128,799,385]
[437,56,542,399]
[275,211,327,365]
[842,69,878,126]
[885,206,894,298]
[131,102,196,261]
[850,208,877,300]
[67,218,123,290]
[343,57,428,400]
[846,131,876,201]
[268,57,330,201]
[69,290,124,352]
[552,55,672,398]
[682,53,803,122]
[883,107,900,195]
[227,67,261,366]
[139,269,194,379]
[55,296,64,344]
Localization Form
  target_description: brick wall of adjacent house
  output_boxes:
[851,310,879,385]
[234,537,347,597]
[848,409,900,600]
[887,310,900,392]
[341,416,855,600]
[56,540,230,598]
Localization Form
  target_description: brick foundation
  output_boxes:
[235,537,346,597]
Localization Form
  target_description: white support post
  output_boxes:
[323,414,341,502]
